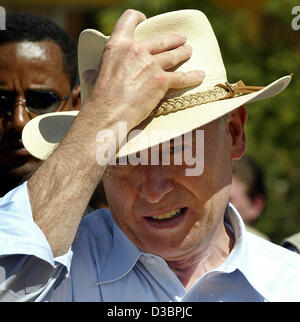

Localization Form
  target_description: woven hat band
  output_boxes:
[153,80,265,117]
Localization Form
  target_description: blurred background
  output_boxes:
[1,0,300,243]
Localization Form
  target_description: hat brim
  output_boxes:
[22,75,291,161]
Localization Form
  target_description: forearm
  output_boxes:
[27,100,127,257]
[27,155,97,257]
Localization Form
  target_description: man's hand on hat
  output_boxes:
[84,9,206,131]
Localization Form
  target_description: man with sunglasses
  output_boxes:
[0,13,81,196]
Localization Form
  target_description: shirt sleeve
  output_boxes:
[0,182,55,264]
[0,182,72,301]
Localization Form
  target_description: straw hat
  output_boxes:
[22,9,291,160]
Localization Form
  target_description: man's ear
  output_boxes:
[71,85,81,110]
[228,105,247,160]
[248,194,265,222]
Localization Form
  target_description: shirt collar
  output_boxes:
[96,221,143,284]
[217,203,248,273]
[220,203,271,301]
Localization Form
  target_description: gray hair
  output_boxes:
[216,112,231,127]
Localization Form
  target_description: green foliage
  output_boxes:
[96,0,300,243]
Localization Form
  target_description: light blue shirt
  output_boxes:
[0,182,300,302]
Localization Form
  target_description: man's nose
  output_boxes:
[138,167,174,204]
[10,99,31,132]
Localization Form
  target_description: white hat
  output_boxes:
[22,9,291,160]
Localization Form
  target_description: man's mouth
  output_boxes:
[148,207,187,221]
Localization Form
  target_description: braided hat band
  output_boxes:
[152,80,265,117]
[153,80,265,117]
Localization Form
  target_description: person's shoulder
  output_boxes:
[247,231,300,267]
[245,225,270,241]
[246,232,300,301]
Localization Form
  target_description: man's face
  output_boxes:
[0,40,76,190]
[103,120,234,260]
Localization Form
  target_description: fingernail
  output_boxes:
[198,71,206,78]
[176,33,186,42]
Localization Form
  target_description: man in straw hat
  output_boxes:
[0,9,299,302]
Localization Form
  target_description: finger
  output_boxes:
[110,9,146,42]
[167,70,206,89]
[156,44,192,70]
[140,33,187,55]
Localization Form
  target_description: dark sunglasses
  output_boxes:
[0,89,70,117]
